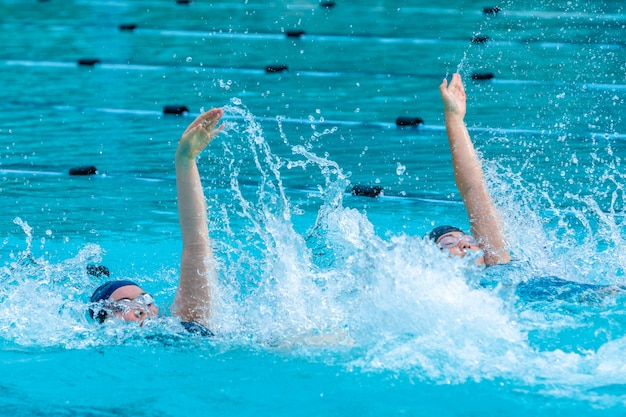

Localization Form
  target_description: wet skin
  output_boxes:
[109,285,159,323]
[436,231,485,265]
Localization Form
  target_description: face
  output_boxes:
[436,231,485,265]
[108,285,159,324]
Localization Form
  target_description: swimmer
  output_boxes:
[89,109,224,334]
[430,73,511,266]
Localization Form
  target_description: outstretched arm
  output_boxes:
[439,74,510,265]
[173,108,224,323]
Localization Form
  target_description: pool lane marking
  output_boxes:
[0,20,623,49]
[1,100,624,141]
[149,28,626,49]
[10,0,624,22]
[492,78,626,92]
[0,169,64,176]
[7,162,626,208]
[0,58,457,79]
[0,166,464,204]
[2,60,625,94]
[0,98,624,140]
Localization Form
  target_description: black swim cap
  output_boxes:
[89,280,139,322]
[428,225,464,243]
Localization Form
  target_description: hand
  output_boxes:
[439,73,467,118]
[176,108,224,161]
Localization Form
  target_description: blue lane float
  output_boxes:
[350,184,383,198]
[471,34,490,44]
[69,166,97,176]
[395,116,424,127]
[286,30,305,38]
[119,23,137,31]
[77,59,100,66]
[471,72,495,80]
[483,6,501,16]
[265,64,289,73]
[163,105,189,115]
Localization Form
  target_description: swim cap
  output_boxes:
[428,225,464,243]
[89,280,139,322]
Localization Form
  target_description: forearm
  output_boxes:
[175,154,209,248]
[445,113,485,197]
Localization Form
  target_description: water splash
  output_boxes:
[203,103,626,402]
[197,103,534,384]
[0,218,106,348]
[4,100,626,405]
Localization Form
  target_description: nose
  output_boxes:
[458,241,472,249]
[127,305,158,322]
[456,240,479,254]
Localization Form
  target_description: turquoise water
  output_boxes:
[1,0,626,415]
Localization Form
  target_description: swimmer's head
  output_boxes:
[89,280,158,324]
[428,225,484,264]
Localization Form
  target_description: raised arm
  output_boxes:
[439,74,510,265]
[173,108,224,323]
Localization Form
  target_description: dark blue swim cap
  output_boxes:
[89,280,139,322]
[428,225,464,243]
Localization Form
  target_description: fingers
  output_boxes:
[439,78,448,93]
[192,108,223,126]
[186,117,223,144]
[439,73,463,93]
[440,73,467,116]
[199,108,224,127]
[440,73,464,88]
[182,108,224,137]
[449,73,465,94]
[197,109,224,137]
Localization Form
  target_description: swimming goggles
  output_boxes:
[104,293,155,318]
[438,234,477,249]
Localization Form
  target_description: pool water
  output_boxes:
[1,0,626,415]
